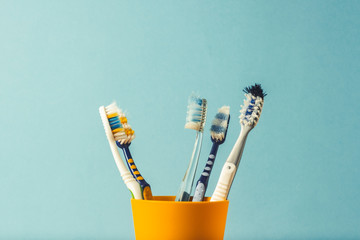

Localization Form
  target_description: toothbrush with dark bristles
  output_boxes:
[192,106,230,202]
[211,84,266,201]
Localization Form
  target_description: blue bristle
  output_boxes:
[189,95,203,105]
[215,113,228,120]
[245,99,255,116]
[111,123,121,130]
[109,119,120,125]
[110,122,121,129]
[194,98,202,105]
[108,116,119,122]
[210,125,225,133]
[192,108,203,113]
[108,115,122,129]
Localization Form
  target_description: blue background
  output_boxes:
[1,1,359,239]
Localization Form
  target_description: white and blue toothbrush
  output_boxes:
[192,106,230,202]
[211,84,266,201]
[175,94,207,202]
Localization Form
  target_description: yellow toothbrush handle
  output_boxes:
[143,186,153,200]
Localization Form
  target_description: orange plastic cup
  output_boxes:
[131,196,229,240]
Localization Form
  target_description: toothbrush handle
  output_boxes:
[192,143,219,202]
[211,129,250,201]
[121,171,143,199]
[108,140,143,200]
[121,144,153,200]
[210,162,237,201]
[99,106,143,199]
[176,132,203,201]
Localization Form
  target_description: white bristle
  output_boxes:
[239,93,264,127]
[104,102,135,145]
[184,95,207,132]
[118,111,135,145]
[210,106,230,142]
[104,102,119,117]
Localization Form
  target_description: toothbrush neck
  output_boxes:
[226,127,251,167]
[116,141,131,149]
[239,127,250,138]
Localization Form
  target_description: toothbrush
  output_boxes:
[175,95,207,202]
[192,106,230,202]
[115,109,154,200]
[99,102,142,200]
[211,84,266,201]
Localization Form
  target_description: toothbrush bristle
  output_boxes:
[118,111,135,144]
[210,106,230,143]
[185,95,207,132]
[105,102,135,144]
[243,83,267,99]
[240,84,266,127]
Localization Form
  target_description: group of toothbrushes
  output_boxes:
[99,83,266,202]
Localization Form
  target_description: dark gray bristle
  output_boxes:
[243,83,267,99]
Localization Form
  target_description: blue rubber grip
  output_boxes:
[193,143,219,201]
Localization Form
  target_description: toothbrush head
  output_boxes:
[210,106,230,144]
[240,84,266,128]
[184,94,207,132]
[103,102,135,145]
[117,111,135,145]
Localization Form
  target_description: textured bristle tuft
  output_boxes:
[185,94,207,132]
[105,102,135,144]
[240,84,266,127]
[243,83,267,99]
[118,111,135,144]
[210,106,230,143]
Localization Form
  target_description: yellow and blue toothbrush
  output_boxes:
[115,109,154,200]
[99,103,142,199]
